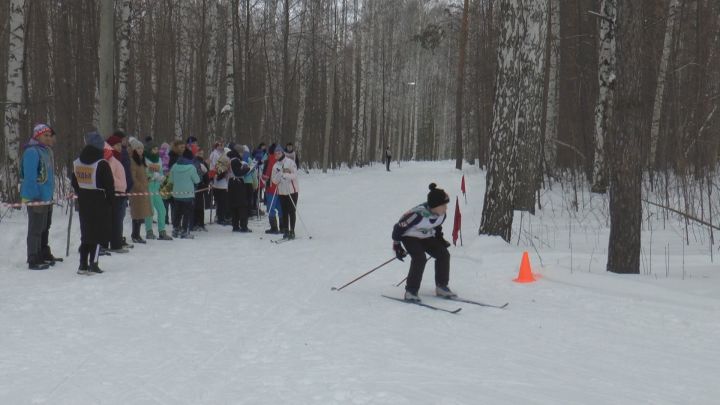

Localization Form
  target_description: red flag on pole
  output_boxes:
[452,196,462,246]
[460,175,466,195]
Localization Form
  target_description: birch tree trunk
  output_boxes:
[98,0,114,136]
[322,18,336,173]
[512,0,547,213]
[591,0,616,193]
[205,0,219,140]
[221,1,234,140]
[3,0,25,200]
[454,0,469,170]
[648,0,680,170]
[116,0,132,130]
[607,0,652,274]
[543,0,560,175]
[479,0,525,241]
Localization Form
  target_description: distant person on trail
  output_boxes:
[391,183,454,302]
[385,146,392,172]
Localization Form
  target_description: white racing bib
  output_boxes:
[73,159,100,190]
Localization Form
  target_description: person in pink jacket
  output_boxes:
[106,136,129,253]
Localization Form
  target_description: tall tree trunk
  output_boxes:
[607,0,651,275]
[591,0,617,193]
[322,7,336,174]
[3,0,25,200]
[116,0,132,130]
[455,0,469,170]
[205,0,219,144]
[648,0,680,170]
[480,0,525,241]
[512,0,547,213]
[98,0,114,136]
[543,0,560,175]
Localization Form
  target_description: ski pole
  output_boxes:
[394,276,408,287]
[288,195,312,239]
[66,199,74,257]
[268,192,278,228]
[209,187,214,224]
[331,257,397,291]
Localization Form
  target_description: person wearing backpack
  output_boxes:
[20,124,58,270]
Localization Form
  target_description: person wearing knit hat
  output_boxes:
[106,134,123,147]
[20,123,58,270]
[85,132,105,151]
[128,137,144,151]
[105,133,130,253]
[391,183,454,302]
[71,132,115,274]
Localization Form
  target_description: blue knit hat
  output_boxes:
[84,131,105,151]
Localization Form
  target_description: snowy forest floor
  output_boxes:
[1,161,719,404]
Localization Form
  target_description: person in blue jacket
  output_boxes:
[20,124,57,270]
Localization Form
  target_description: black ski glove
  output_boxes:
[393,241,407,261]
[435,231,451,248]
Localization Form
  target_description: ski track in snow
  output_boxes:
[1,161,719,404]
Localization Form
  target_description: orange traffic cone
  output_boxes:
[513,251,536,283]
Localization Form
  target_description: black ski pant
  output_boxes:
[279,193,298,233]
[230,203,249,230]
[193,190,207,228]
[386,157,391,171]
[131,219,143,239]
[401,236,450,294]
[110,197,127,249]
[214,189,228,223]
[173,199,194,234]
[80,243,99,267]
[27,205,52,263]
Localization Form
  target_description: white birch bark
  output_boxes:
[480,0,546,238]
[206,0,219,138]
[591,0,616,193]
[220,0,234,139]
[322,30,337,173]
[544,0,560,173]
[3,0,25,198]
[649,0,680,169]
[513,0,547,212]
[116,0,132,130]
[411,2,423,161]
[295,76,306,158]
[98,0,114,136]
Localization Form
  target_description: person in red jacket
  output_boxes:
[261,143,283,234]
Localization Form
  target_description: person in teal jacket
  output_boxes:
[20,124,57,270]
[170,149,200,238]
[144,139,173,241]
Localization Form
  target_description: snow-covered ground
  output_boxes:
[1,161,719,404]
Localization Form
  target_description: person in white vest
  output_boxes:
[391,183,454,302]
[271,146,299,239]
[71,132,115,275]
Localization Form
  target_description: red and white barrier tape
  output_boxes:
[1,187,213,208]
